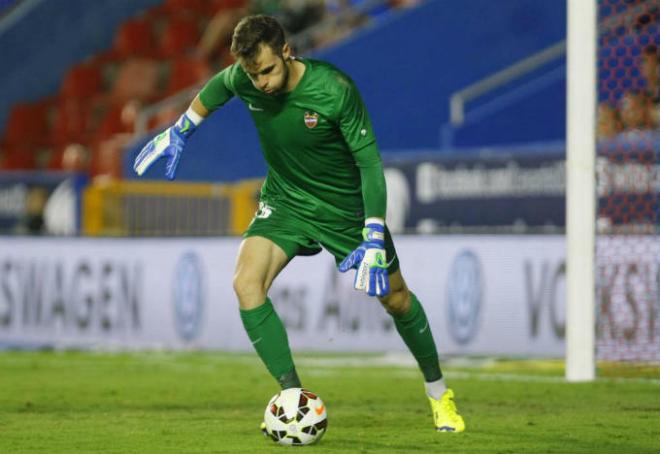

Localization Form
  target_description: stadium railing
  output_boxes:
[83,178,261,237]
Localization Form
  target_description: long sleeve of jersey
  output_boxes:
[353,142,387,219]
[336,77,387,219]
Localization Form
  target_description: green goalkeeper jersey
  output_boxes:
[198,58,386,222]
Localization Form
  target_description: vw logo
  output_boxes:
[173,252,205,341]
[447,250,482,345]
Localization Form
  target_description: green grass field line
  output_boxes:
[0,352,658,453]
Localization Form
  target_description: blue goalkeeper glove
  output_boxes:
[133,112,197,180]
[338,220,390,297]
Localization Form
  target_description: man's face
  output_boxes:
[241,43,290,95]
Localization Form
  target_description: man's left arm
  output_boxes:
[352,143,387,221]
[335,77,390,297]
[334,76,387,220]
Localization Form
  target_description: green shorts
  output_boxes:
[244,199,400,274]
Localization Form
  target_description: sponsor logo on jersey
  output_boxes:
[304,111,319,129]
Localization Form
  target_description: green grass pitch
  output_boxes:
[0,352,658,453]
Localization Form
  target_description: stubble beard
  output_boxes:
[268,57,290,96]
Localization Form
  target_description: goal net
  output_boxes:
[595,0,659,363]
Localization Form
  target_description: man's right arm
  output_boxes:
[133,65,238,179]
[132,100,203,180]
[189,95,210,120]
[198,64,238,110]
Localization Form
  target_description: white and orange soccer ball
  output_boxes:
[261,388,328,446]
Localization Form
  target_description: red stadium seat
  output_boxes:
[90,136,128,179]
[3,103,49,147]
[2,146,36,170]
[50,98,93,147]
[161,0,207,15]
[97,99,142,138]
[34,97,59,147]
[46,147,65,170]
[166,55,211,94]
[60,63,103,100]
[97,104,125,137]
[158,16,200,58]
[150,103,184,131]
[110,58,161,104]
[112,18,156,59]
[208,0,248,14]
[4,104,32,144]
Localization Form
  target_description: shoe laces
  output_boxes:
[440,395,460,421]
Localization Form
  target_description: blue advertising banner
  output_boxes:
[382,146,565,233]
[383,131,659,234]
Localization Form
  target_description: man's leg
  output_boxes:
[378,270,443,384]
[378,270,465,432]
[234,236,301,389]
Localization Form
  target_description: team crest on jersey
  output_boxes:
[304,111,319,129]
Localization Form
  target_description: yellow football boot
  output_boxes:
[428,389,465,432]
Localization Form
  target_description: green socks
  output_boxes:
[240,298,301,389]
[241,294,440,387]
[390,292,443,382]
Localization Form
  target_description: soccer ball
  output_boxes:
[262,388,328,446]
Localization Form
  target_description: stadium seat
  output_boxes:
[158,16,201,58]
[50,98,94,147]
[165,55,211,95]
[110,58,161,104]
[90,136,127,179]
[97,99,142,137]
[60,63,103,100]
[46,147,65,170]
[160,0,207,15]
[150,104,183,131]
[208,0,248,14]
[97,105,125,137]
[3,103,49,147]
[2,146,37,170]
[112,18,156,59]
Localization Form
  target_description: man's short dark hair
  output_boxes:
[231,15,286,63]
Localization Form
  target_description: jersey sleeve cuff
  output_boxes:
[185,106,205,126]
[365,217,385,226]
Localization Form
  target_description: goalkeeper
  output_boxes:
[134,15,465,433]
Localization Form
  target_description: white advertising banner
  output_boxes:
[0,236,568,356]
[596,236,660,362]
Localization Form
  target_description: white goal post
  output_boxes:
[565,0,597,382]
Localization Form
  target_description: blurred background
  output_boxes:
[0,0,657,365]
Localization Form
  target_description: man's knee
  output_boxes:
[233,236,288,309]
[379,287,411,316]
[233,271,265,308]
